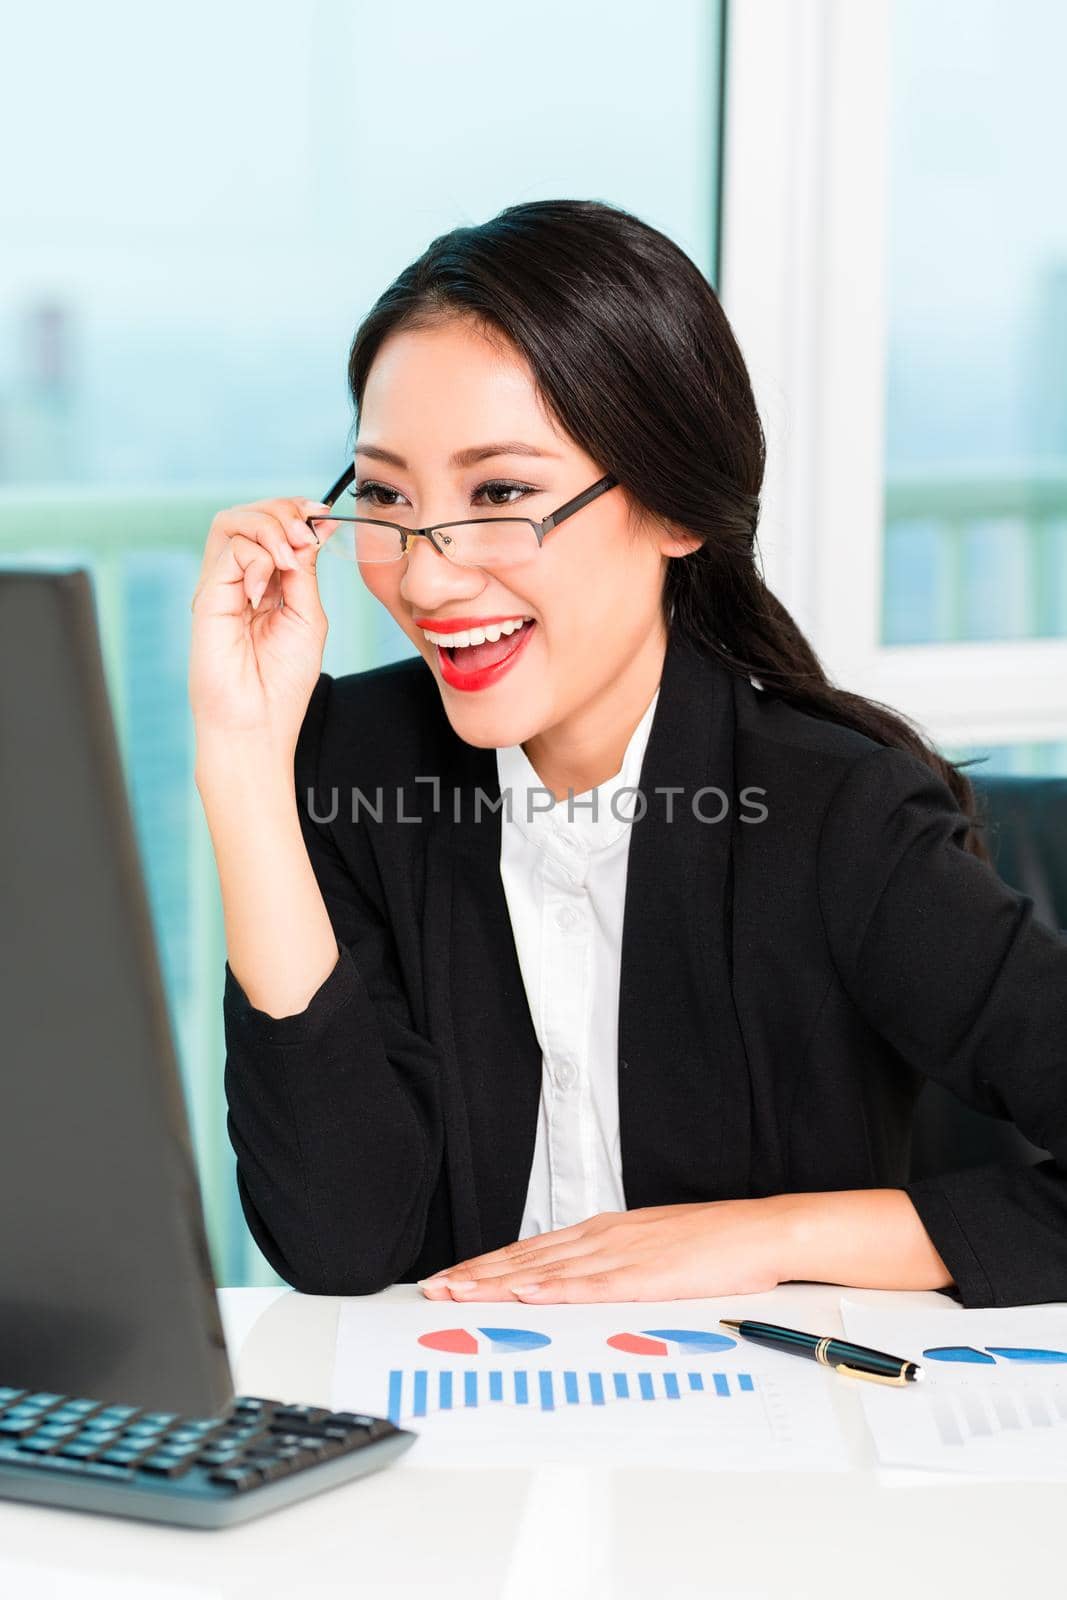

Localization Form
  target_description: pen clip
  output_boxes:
[833,1362,912,1387]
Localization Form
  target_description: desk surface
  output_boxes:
[0,1282,1059,1598]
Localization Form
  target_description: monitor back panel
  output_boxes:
[0,570,233,1416]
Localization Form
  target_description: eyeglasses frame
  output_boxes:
[309,461,620,564]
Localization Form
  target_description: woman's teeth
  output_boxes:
[421,617,533,649]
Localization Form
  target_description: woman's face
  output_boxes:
[355,315,697,751]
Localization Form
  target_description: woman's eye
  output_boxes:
[353,482,403,508]
[352,480,535,510]
[477,480,534,507]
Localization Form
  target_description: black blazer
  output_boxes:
[222,626,1067,1307]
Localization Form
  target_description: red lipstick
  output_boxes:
[412,614,532,633]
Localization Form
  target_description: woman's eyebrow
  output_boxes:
[354,440,562,470]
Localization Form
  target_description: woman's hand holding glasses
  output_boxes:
[189,495,340,760]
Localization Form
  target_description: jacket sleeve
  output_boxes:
[222,671,444,1295]
[816,744,1067,1308]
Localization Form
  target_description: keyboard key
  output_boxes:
[195,1447,243,1467]
[0,1388,27,1408]
[270,1444,315,1465]
[47,1400,103,1423]
[58,1442,105,1461]
[209,1465,265,1491]
[139,1454,197,1478]
[0,1416,40,1437]
[99,1447,151,1467]
[267,1418,338,1440]
[33,1425,81,1445]
[94,1405,141,1424]
[18,1436,63,1454]
[271,1405,330,1425]
[277,1433,331,1456]
[138,1413,179,1429]
[23,1393,65,1409]
[41,1409,91,1429]
[77,1426,123,1446]
[21,1453,90,1475]
[249,1457,292,1483]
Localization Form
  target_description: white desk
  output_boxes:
[0,1282,1059,1598]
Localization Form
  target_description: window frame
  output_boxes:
[719,0,1067,751]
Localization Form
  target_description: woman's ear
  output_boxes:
[657,521,703,559]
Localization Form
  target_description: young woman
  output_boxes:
[190,198,1067,1310]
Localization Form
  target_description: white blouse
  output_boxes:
[494,686,661,1239]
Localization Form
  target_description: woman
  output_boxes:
[190,198,1067,1310]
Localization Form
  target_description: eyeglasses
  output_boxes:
[307,463,619,568]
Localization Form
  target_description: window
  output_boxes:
[2,0,727,1283]
[721,0,1067,770]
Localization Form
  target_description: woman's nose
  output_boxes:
[398,533,486,608]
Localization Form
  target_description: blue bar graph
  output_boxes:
[385,1366,760,1422]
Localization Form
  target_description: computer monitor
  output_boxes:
[0,568,233,1416]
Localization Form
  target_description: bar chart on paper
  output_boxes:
[839,1300,1067,1480]
[388,1359,757,1422]
[333,1304,852,1470]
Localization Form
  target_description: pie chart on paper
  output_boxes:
[606,1328,738,1357]
[417,1326,552,1355]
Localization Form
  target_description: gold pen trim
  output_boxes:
[833,1362,912,1386]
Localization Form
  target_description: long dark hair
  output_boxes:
[346,197,990,863]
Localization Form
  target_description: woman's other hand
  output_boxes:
[417,1199,792,1303]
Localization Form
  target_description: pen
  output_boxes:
[719,1318,923,1386]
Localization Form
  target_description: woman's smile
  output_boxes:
[431,615,538,692]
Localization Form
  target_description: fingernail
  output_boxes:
[418,1276,450,1288]
[250,580,266,608]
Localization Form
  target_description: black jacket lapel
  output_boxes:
[426,737,543,1257]
[618,632,754,1207]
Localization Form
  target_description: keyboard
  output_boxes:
[0,1385,416,1528]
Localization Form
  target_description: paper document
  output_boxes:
[839,1298,1067,1480]
[333,1296,851,1469]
